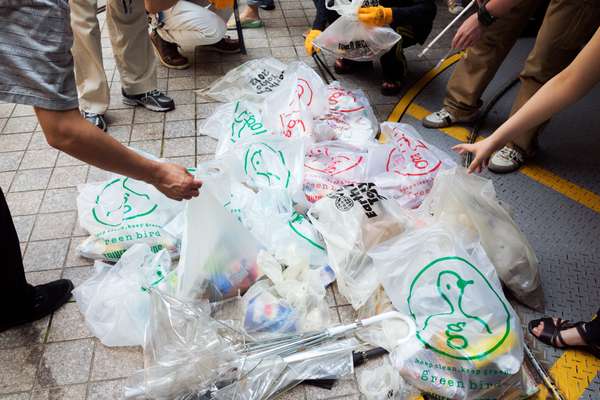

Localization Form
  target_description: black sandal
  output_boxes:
[381,80,402,96]
[528,317,600,358]
[334,58,372,75]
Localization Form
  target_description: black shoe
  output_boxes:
[122,89,175,112]
[82,111,107,132]
[0,279,74,333]
[259,3,275,10]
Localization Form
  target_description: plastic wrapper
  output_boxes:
[308,183,413,309]
[177,181,263,301]
[358,358,420,400]
[200,100,273,156]
[312,0,401,61]
[367,122,456,209]
[369,226,537,400]
[303,141,368,203]
[73,244,175,347]
[197,57,286,102]
[76,175,183,261]
[312,82,378,147]
[419,167,544,310]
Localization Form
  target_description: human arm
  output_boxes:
[453,27,600,173]
[35,108,202,200]
[452,0,517,49]
[145,0,178,14]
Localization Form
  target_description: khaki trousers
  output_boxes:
[70,0,157,114]
[444,0,600,152]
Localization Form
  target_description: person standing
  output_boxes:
[70,0,176,131]
[422,0,600,173]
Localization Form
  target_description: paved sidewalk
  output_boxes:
[0,1,454,399]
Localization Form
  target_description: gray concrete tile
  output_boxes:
[2,116,37,134]
[61,266,95,287]
[196,154,214,165]
[304,378,358,400]
[277,385,305,400]
[56,152,86,167]
[196,136,217,155]
[0,152,23,172]
[269,36,294,47]
[163,137,195,157]
[37,339,94,387]
[106,125,131,143]
[266,27,290,38]
[23,239,69,271]
[6,190,44,215]
[167,68,193,78]
[25,269,63,286]
[167,77,194,91]
[19,149,59,170]
[0,103,15,118]
[0,171,15,189]
[91,344,142,381]
[13,215,35,242]
[245,38,269,49]
[133,108,165,124]
[85,166,113,183]
[0,345,43,394]
[337,305,357,324]
[27,133,53,151]
[107,109,134,126]
[284,17,309,27]
[30,211,77,241]
[165,104,195,122]
[165,155,195,167]
[30,384,87,400]
[195,103,219,119]
[86,379,125,400]
[65,237,94,268]
[39,188,78,213]
[194,63,223,77]
[283,8,305,17]
[0,316,50,350]
[48,166,89,189]
[166,89,195,105]
[0,133,31,152]
[280,1,303,10]
[164,120,195,138]
[11,168,52,192]
[0,392,30,400]
[47,303,92,343]
[11,105,35,117]
[271,46,297,58]
[130,123,163,142]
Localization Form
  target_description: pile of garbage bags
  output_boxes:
[73,58,544,400]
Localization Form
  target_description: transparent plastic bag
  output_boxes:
[312,81,378,147]
[76,175,183,261]
[197,57,286,102]
[73,244,175,347]
[419,167,543,310]
[303,141,368,203]
[358,358,419,400]
[200,100,273,156]
[177,181,263,302]
[312,0,401,61]
[369,226,536,400]
[308,183,413,309]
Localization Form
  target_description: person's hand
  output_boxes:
[209,0,233,9]
[452,138,500,173]
[452,13,483,50]
[304,29,322,56]
[152,163,202,200]
[358,6,393,27]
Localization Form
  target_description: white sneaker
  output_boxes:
[488,145,526,174]
[422,107,478,129]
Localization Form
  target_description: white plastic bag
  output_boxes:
[358,358,419,400]
[177,182,263,301]
[262,62,328,140]
[312,0,401,61]
[419,167,543,310]
[369,226,537,400]
[308,183,413,309]
[73,244,175,347]
[303,141,368,203]
[200,100,273,156]
[76,176,183,261]
[312,81,378,147]
[367,122,456,209]
[197,57,286,102]
[228,137,306,196]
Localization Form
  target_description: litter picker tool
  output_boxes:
[418,0,475,58]
[524,342,566,400]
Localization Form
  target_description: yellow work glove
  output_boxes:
[304,29,322,56]
[209,0,233,9]
[358,6,393,27]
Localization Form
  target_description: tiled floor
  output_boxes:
[0,1,459,399]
